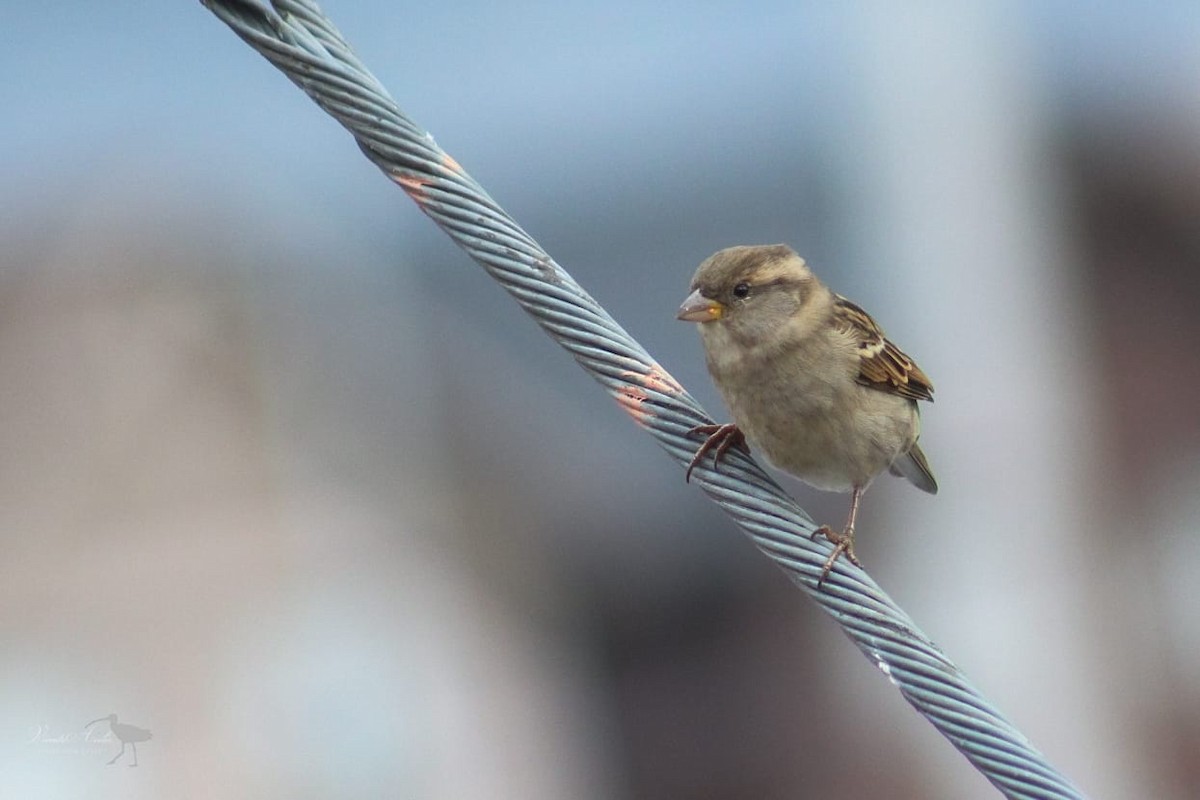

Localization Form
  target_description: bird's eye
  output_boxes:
[732,282,750,299]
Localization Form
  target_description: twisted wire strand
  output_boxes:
[202,2,1087,797]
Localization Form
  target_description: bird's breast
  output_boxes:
[705,335,918,491]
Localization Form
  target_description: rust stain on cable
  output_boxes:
[390,171,433,201]
[616,382,653,427]
[641,364,684,396]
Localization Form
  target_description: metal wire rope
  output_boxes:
[202,2,1087,797]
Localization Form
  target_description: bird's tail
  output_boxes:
[890,443,938,494]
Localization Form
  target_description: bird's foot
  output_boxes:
[811,525,860,587]
[684,423,746,482]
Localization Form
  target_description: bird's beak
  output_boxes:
[84,718,105,729]
[676,289,725,323]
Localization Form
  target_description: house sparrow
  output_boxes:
[677,244,937,585]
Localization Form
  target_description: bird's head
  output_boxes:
[677,244,824,350]
[85,714,117,728]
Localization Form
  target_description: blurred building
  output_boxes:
[2,3,1198,799]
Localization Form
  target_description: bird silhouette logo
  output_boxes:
[84,714,152,766]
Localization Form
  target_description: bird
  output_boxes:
[85,713,152,766]
[676,244,937,585]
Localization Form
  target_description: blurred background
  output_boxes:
[2,2,1198,798]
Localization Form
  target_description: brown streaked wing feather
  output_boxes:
[833,295,934,402]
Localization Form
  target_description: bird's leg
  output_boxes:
[684,423,746,482]
[811,486,864,586]
[107,741,125,766]
[130,742,138,767]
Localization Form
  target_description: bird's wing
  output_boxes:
[833,295,934,402]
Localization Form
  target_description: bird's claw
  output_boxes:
[684,423,746,482]
[811,525,860,587]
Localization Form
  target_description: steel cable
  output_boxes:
[202,2,1087,797]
